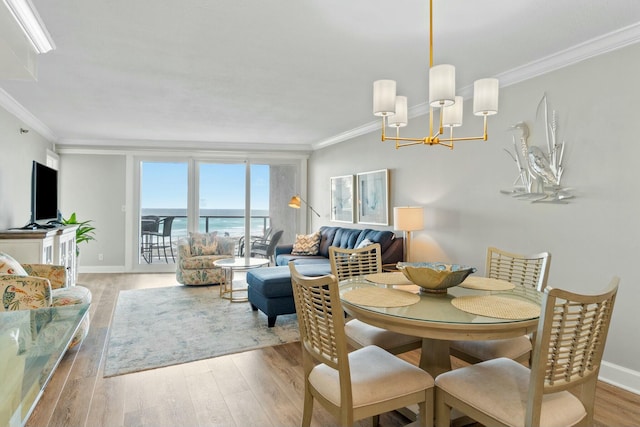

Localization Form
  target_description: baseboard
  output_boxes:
[599,360,640,395]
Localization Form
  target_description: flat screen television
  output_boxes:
[31,161,59,225]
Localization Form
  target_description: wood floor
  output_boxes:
[25,273,640,427]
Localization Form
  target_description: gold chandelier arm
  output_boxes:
[395,140,426,149]
[438,116,490,143]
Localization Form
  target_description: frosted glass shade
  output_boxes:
[473,78,499,116]
[394,206,424,231]
[388,96,408,127]
[373,80,397,116]
[443,96,464,127]
[429,64,455,107]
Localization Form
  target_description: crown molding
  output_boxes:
[0,87,57,141]
[55,137,313,157]
[496,21,640,87]
[312,22,640,150]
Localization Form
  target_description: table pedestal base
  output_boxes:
[419,338,452,377]
[220,269,248,303]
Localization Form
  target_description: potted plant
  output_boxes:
[62,212,96,256]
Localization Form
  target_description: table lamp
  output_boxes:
[393,206,424,262]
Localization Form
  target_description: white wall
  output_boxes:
[58,153,127,268]
[0,107,53,229]
[309,42,640,392]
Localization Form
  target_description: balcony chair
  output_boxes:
[148,216,176,263]
[140,215,160,263]
[329,244,422,355]
[288,262,434,427]
[237,227,272,256]
[250,229,283,265]
[436,277,619,427]
[449,246,551,365]
[0,252,92,349]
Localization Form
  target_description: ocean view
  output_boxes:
[142,208,270,239]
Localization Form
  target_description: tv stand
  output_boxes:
[17,222,57,230]
[0,225,78,287]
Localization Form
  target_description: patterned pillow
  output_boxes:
[189,232,218,256]
[215,237,236,256]
[291,232,321,255]
[0,252,28,276]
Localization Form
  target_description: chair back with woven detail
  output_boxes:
[329,243,382,282]
[329,242,421,355]
[450,247,552,365]
[436,277,619,427]
[289,261,435,427]
[527,277,619,425]
[289,262,347,371]
[487,246,551,291]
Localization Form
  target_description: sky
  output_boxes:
[141,162,269,210]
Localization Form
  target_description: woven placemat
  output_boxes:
[342,287,420,307]
[364,272,413,286]
[451,295,540,320]
[459,276,515,291]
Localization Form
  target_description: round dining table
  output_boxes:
[339,274,543,377]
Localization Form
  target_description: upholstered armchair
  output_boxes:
[0,252,92,349]
[176,232,236,286]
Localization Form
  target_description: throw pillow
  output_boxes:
[0,252,28,276]
[356,238,374,249]
[189,232,218,256]
[215,237,236,256]
[291,232,321,255]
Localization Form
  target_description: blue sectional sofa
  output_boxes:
[247,226,403,326]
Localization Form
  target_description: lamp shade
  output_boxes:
[373,80,397,116]
[442,96,463,128]
[429,64,455,107]
[388,96,408,128]
[393,206,424,231]
[288,195,301,209]
[473,78,499,116]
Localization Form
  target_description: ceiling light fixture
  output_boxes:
[373,0,499,150]
[2,0,55,54]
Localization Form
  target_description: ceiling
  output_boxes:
[1,0,639,152]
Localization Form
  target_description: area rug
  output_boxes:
[103,285,299,377]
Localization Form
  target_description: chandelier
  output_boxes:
[373,0,499,149]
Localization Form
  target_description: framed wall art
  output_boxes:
[356,169,389,225]
[330,175,354,223]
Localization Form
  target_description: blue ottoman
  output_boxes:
[247,264,331,327]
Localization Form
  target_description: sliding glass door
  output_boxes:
[138,161,188,266]
[134,157,300,272]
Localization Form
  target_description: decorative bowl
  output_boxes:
[397,262,477,294]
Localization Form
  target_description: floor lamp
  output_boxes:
[393,206,424,262]
[288,195,320,217]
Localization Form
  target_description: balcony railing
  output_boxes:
[140,214,271,263]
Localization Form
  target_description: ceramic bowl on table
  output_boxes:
[397,262,477,294]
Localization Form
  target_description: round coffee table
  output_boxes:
[213,257,270,302]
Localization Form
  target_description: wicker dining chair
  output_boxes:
[449,246,551,364]
[329,244,422,355]
[436,277,619,427]
[289,262,434,427]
